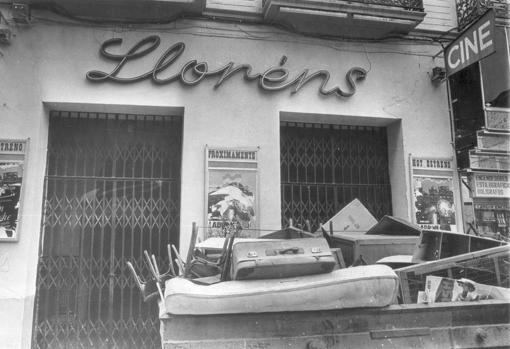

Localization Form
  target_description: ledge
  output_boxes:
[21,0,205,22]
[263,0,426,39]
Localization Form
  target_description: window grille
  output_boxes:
[32,111,182,348]
[280,122,392,232]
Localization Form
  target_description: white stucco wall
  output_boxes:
[0,10,456,348]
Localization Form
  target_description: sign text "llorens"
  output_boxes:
[86,36,367,99]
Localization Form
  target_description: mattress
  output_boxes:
[163,264,398,315]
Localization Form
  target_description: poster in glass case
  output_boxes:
[411,156,456,232]
[205,147,258,238]
[413,176,456,231]
[0,139,28,241]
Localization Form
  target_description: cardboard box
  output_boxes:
[316,198,377,234]
[424,276,462,303]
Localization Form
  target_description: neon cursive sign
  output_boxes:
[86,35,367,99]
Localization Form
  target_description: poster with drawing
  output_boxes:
[206,147,258,238]
[413,176,456,231]
[0,140,28,241]
[411,157,457,232]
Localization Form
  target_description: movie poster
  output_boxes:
[413,176,456,231]
[411,157,456,232]
[0,139,27,241]
[205,147,258,238]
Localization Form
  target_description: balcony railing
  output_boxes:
[456,0,510,30]
[262,0,424,12]
[262,0,426,39]
[23,0,205,22]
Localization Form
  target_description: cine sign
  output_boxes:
[445,10,495,77]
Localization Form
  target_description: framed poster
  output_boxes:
[0,139,28,242]
[410,156,457,232]
[205,146,259,238]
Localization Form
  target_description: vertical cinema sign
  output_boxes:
[445,10,495,76]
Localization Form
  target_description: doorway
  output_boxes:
[32,111,182,348]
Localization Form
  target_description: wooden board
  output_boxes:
[412,230,505,263]
[397,245,510,304]
[160,301,510,349]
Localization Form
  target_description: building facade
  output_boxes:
[0,0,477,347]
[446,1,510,238]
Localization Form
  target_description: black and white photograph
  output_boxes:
[0,160,23,240]
[0,1,509,348]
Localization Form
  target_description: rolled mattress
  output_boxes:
[163,265,398,315]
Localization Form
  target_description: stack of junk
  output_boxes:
[126,199,510,349]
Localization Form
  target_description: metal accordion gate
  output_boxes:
[32,111,182,348]
[280,122,392,232]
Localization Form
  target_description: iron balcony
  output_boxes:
[262,0,426,39]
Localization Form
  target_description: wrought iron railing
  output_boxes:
[456,0,510,30]
[263,0,424,12]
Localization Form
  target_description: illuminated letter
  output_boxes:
[478,21,493,50]
[447,45,460,69]
[259,56,290,90]
[460,42,465,64]
[208,63,260,88]
[152,42,186,84]
[180,61,208,85]
[86,35,161,82]
[464,32,478,61]
[342,68,367,97]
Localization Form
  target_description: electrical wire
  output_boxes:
[14,2,450,59]
[27,15,446,60]
[29,2,186,25]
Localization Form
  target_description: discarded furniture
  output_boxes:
[163,265,398,315]
[366,215,422,236]
[160,300,510,348]
[320,206,422,266]
[315,198,378,234]
[396,245,510,304]
[328,232,419,266]
[376,254,415,269]
[412,229,505,263]
[231,237,335,280]
[259,226,316,239]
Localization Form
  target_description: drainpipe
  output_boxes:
[434,38,466,234]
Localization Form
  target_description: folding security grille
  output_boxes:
[280,122,392,232]
[32,111,182,348]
